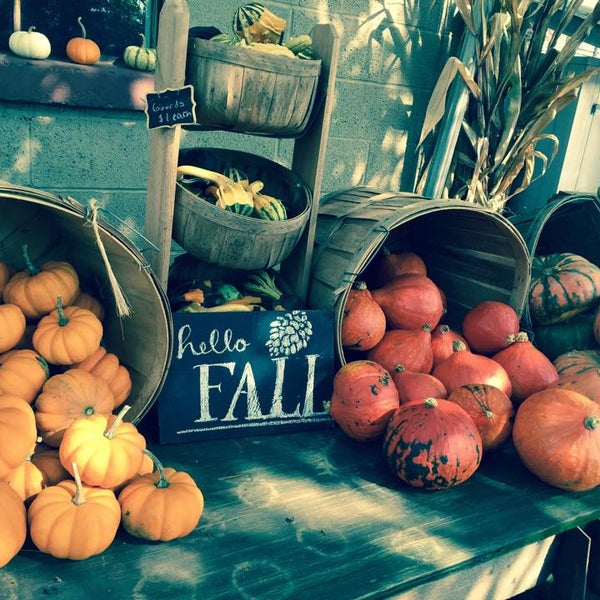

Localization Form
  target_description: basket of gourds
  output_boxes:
[185,3,321,135]
[173,147,312,270]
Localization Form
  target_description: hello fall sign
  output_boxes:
[157,309,336,443]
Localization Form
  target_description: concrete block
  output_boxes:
[0,103,33,186]
[30,108,149,189]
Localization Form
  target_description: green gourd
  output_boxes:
[123,34,156,72]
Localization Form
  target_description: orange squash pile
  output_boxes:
[0,249,204,565]
[330,247,600,493]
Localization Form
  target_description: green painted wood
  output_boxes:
[6,429,600,599]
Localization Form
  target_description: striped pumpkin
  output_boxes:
[232,3,265,35]
[529,253,600,325]
[553,349,600,378]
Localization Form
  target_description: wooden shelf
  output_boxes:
[143,0,340,306]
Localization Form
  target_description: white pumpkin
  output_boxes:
[9,27,52,60]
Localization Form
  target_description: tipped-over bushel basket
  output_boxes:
[308,187,532,365]
[0,184,173,424]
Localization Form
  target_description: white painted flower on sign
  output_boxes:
[266,311,313,357]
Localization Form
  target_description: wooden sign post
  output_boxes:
[144,0,190,288]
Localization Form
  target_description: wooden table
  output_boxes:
[5,427,599,599]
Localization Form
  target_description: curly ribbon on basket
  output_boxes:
[87,198,132,318]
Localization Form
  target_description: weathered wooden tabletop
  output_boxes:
[5,427,600,600]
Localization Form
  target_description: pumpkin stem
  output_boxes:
[76,16,88,39]
[452,339,467,352]
[142,448,170,489]
[424,397,438,408]
[55,295,70,326]
[584,416,600,431]
[22,243,40,275]
[139,33,147,48]
[104,404,131,439]
[71,462,87,506]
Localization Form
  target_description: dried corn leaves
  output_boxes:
[416,0,600,212]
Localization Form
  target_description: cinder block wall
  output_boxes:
[0,1,453,236]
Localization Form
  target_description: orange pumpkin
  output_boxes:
[430,324,469,369]
[75,346,132,408]
[59,406,146,489]
[0,482,27,567]
[34,369,115,447]
[447,384,514,451]
[31,443,71,486]
[513,388,600,491]
[0,348,50,404]
[27,463,121,560]
[461,300,520,355]
[1,451,47,502]
[341,281,386,352]
[66,17,101,65]
[0,394,37,478]
[3,247,79,320]
[71,290,105,321]
[118,449,204,541]
[0,303,26,353]
[33,297,103,365]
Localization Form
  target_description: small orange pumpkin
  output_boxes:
[59,405,146,489]
[71,290,105,321]
[34,369,115,447]
[27,463,121,560]
[0,348,50,404]
[0,394,38,478]
[33,296,103,365]
[118,449,204,542]
[3,246,79,319]
[1,451,47,502]
[0,304,25,354]
[75,346,132,408]
[66,17,101,65]
[31,443,71,486]
[0,482,27,568]
[341,281,386,352]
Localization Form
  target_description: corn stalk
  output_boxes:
[416,0,600,212]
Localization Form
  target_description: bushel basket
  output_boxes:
[309,187,531,365]
[173,147,311,271]
[0,183,173,424]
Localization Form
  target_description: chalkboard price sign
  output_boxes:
[157,309,336,443]
[144,85,197,129]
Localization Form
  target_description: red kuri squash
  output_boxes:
[391,366,447,404]
[432,339,512,397]
[328,360,399,442]
[383,397,482,490]
[461,300,520,355]
[367,326,433,375]
[341,281,386,351]
[430,324,469,369]
[376,248,427,283]
[447,384,514,451]
[371,274,444,330]
[492,332,558,404]
[513,388,600,491]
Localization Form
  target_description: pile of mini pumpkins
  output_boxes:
[0,246,203,568]
[328,248,600,493]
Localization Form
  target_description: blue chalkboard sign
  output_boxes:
[144,85,197,129]
[157,309,336,443]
